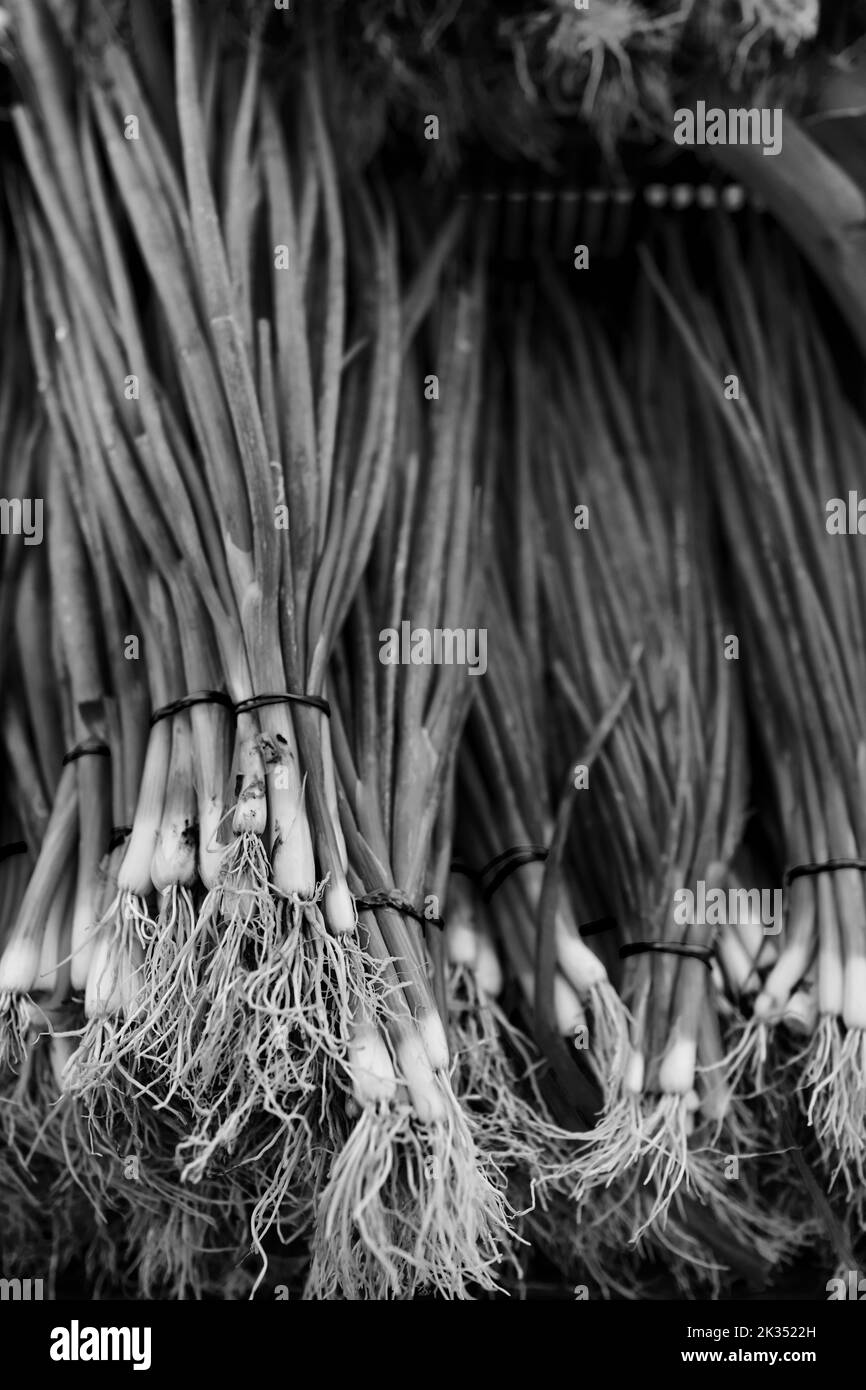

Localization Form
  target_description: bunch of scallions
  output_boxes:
[490,262,809,1290]
[647,209,866,1208]
[4,0,517,1296]
[307,265,513,1299]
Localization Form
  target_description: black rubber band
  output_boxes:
[482,845,549,876]
[579,915,618,939]
[150,690,235,727]
[62,739,110,766]
[481,845,549,901]
[784,858,866,887]
[450,858,483,884]
[455,847,616,936]
[619,940,715,967]
[234,691,331,719]
[355,887,444,931]
[108,826,133,852]
[0,841,27,863]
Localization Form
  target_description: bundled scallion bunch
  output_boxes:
[478,266,807,1288]
[2,0,518,1298]
[310,267,514,1298]
[650,212,866,1205]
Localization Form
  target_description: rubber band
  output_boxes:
[454,851,616,939]
[450,858,483,884]
[481,845,548,901]
[108,826,133,852]
[579,915,617,939]
[150,690,235,727]
[355,886,444,931]
[0,841,27,863]
[619,941,715,967]
[482,845,549,876]
[234,691,331,719]
[784,858,866,887]
[62,739,110,766]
